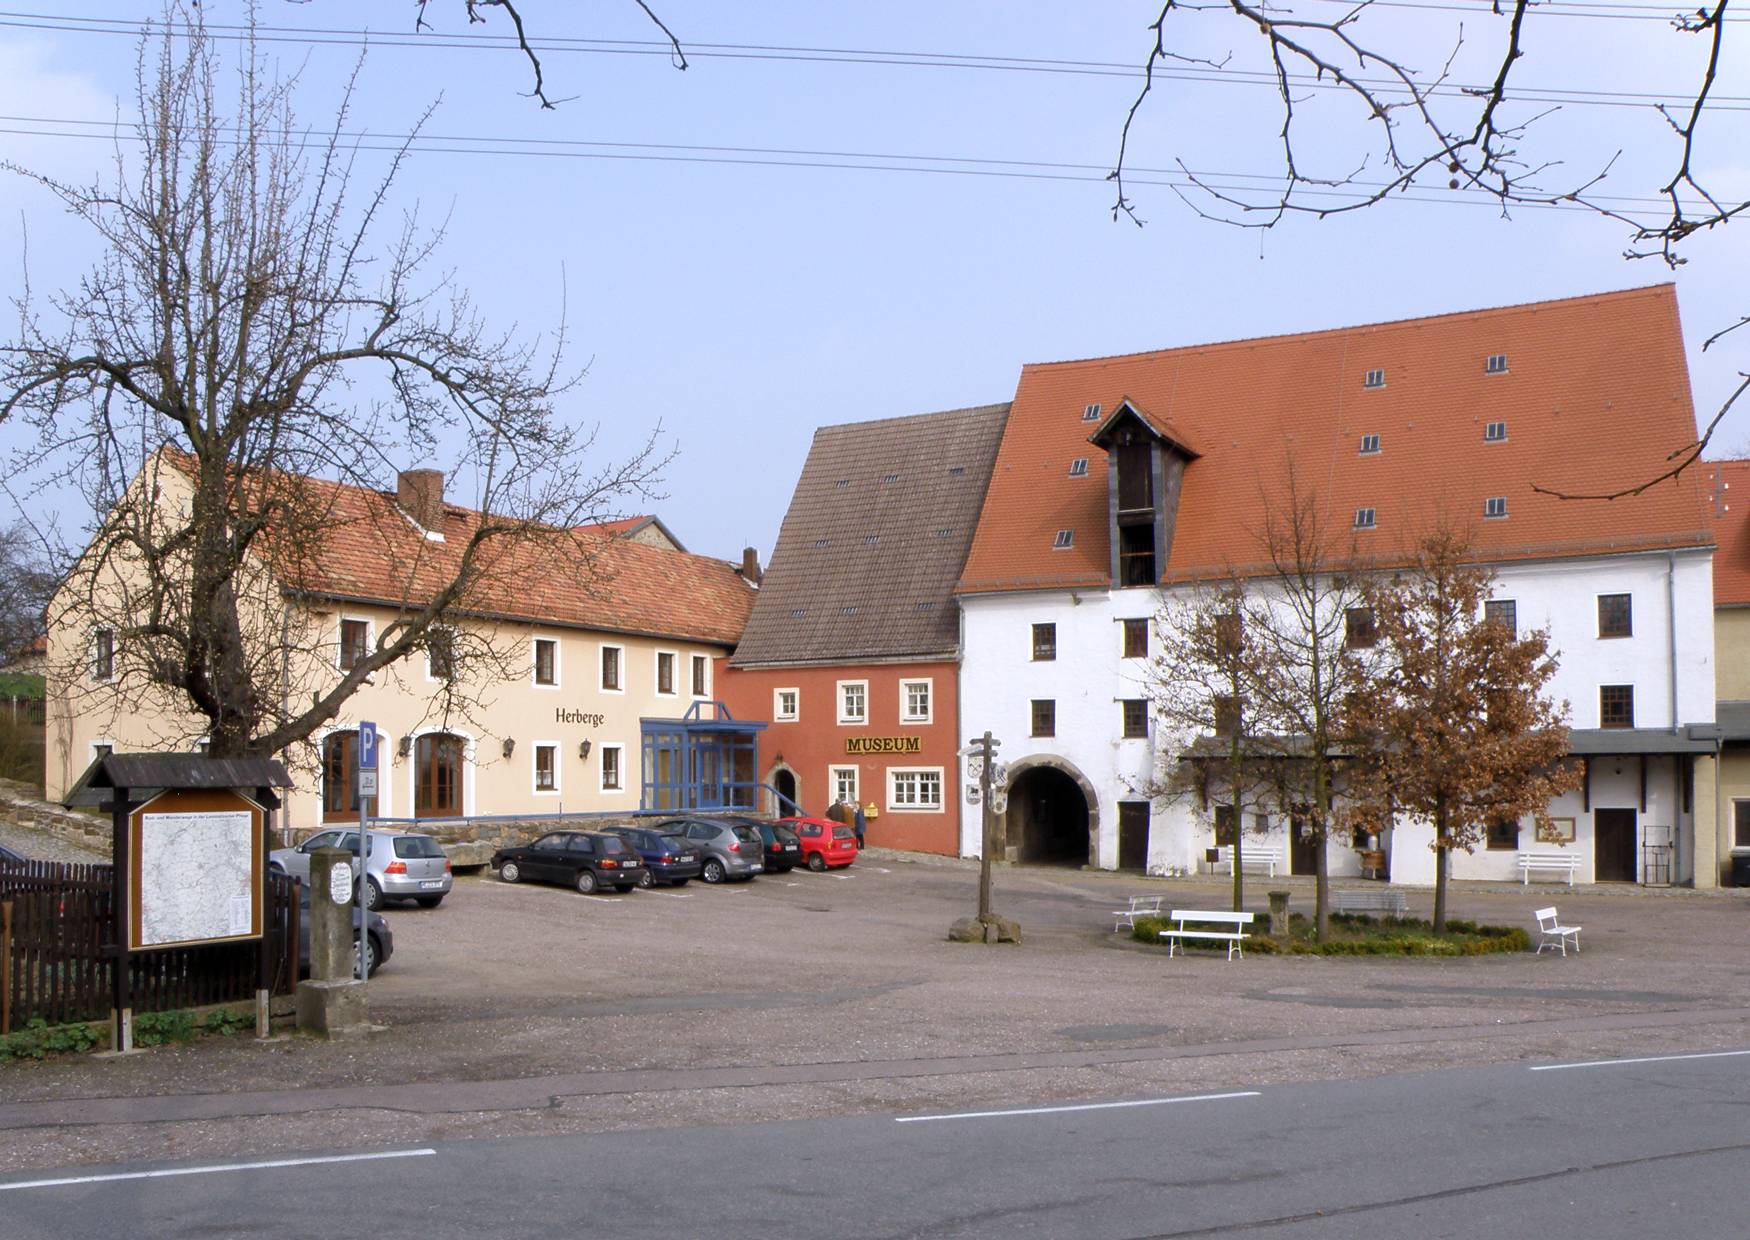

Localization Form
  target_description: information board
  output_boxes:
[130,791,264,950]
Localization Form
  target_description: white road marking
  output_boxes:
[876,867,891,873]
[828,873,854,881]
[894,1091,1261,1124]
[0,1148,436,1193]
[784,882,800,887]
[645,891,693,899]
[1529,1049,1750,1073]
[580,895,621,904]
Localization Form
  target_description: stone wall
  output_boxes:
[0,778,112,858]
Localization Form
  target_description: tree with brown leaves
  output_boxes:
[1354,525,1580,934]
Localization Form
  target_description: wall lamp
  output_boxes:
[397,735,412,758]
[502,737,516,759]
[578,739,592,761]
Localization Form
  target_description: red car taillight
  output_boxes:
[601,858,618,868]
[384,861,408,875]
[660,855,673,863]
[728,841,740,852]
[443,860,452,872]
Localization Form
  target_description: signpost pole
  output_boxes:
[977,731,994,924]
[355,722,377,982]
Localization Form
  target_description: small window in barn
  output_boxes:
[1069,458,1089,477]
[1354,507,1377,530]
[1484,421,1508,442]
[1082,402,1102,421]
[1485,354,1509,374]
[1484,496,1508,519]
[1359,433,1381,455]
[1052,529,1074,550]
[1363,369,1385,389]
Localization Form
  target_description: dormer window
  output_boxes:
[1359,433,1381,455]
[1354,507,1377,529]
[1082,403,1102,421]
[1363,369,1385,389]
[1484,421,1508,442]
[1485,353,1508,374]
[1484,496,1508,519]
[1052,529,1074,550]
[1069,458,1089,477]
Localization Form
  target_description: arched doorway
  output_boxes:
[415,732,466,818]
[770,765,799,816]
[1010,765,1092,866]
[322,730,359,822]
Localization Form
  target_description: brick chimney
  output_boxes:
[397,469,445,532]
[740,546,762,585]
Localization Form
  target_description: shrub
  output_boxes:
[0,1018,103,1061]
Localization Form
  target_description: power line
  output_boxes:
[0,114,1678,222]
[0,10,1744,113]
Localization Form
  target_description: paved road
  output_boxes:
[5,1048,1746,1239]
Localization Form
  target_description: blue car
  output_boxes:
[601,826,704,888]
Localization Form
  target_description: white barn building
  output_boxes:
[954,286,1724,887]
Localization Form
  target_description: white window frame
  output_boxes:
[774,687,800,722]
[887,766,944,813]
[899,677,933,725]
[598,742,627,795]
[599,643,625,694]
[837,679,869,726]
[690,653,711,699]
[424,626,458,684]
[90,737,116,765]
[830,764,860,806]
[654,649,678,697]
[531,635,562,690]
[532,740,561,796]
[337,614,375,673]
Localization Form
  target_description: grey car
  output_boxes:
[657,818,765,883]
[270,828,453,910]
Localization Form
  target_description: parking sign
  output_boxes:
[357,721,379,798]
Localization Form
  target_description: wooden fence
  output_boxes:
[0,859,298,1033]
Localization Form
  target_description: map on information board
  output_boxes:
[138,809,256,947]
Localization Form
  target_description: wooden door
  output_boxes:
[322,731,358,822]
[1594,808,1637,882]
[415,733,464,818]
[1290,810,1320,876]
[1117,802,1150,872]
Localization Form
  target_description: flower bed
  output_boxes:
[1133,911,1530,957]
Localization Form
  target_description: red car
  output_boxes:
[781,816,859,871]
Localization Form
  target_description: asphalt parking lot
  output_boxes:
[4,851,1750,1173]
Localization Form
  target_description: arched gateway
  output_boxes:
[1002,756,1099,867]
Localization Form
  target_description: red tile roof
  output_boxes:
[160,453,754,645]
[959,285,1716,593]
[1708,460,1750,606]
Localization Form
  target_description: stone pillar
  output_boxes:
[295,847,370,1038]
[1267,890,1291,937]
[1693,753,1720,890]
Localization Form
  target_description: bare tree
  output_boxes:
[5,5,668,759]
[1111,3,1748,495]
[1243,468,1382,941]
[1144,577,1274,911]
[1352,524,1580,933]
[0,522,54,666]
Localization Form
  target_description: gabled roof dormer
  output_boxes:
[1087,398,1199,588]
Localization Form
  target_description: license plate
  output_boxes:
[684,855,697,863]
[785,845,798,851]
[418,880,445,889]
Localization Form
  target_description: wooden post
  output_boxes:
[2,898,12,1036]
[109,789,132,1054]
[256,786,273,1038]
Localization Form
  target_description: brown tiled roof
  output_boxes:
[959,285,1716,594]
[1708,460,1750,606]
[158,453,754,645]
[732,404,1010,666]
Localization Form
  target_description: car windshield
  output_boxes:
[732,826,762,845]
[392,836,445,859]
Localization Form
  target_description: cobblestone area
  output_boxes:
[0,818,104,864]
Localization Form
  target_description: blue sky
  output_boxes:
[3,2,1747,562]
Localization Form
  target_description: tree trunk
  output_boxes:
[1432,797,1450,935]
[1229,740,1244,913]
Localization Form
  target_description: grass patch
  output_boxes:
[1133,911,1530,957]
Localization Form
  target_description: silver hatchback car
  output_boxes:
[271,828,453,910]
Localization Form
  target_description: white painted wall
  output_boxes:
[958,547,1715,882]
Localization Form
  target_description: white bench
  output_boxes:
[1111,894,1166,932]
[1334,889,1408,917]
[1210,846,1281,878]
[1534,906,1582,956]
[1158,909,1255,961]
[1518,852,1579,886]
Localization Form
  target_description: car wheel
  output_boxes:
[807,853,826,872]
[670,878,690,888]
[415,895,444,909]
[575,868,599,895]
[356,933,378,978]
[363,878,384,911]
[636,870,654,889]
[702,858,726,884]
[499,861,521,884]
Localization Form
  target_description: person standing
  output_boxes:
[852,802,867,850]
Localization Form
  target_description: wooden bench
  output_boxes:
[1111,894,1166,932]
[1210,846,1281,878]
[1517,852,1579,886]
[1534,906,1581,956]
[1334,889,1408,917]
[1159,909,1255,961]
